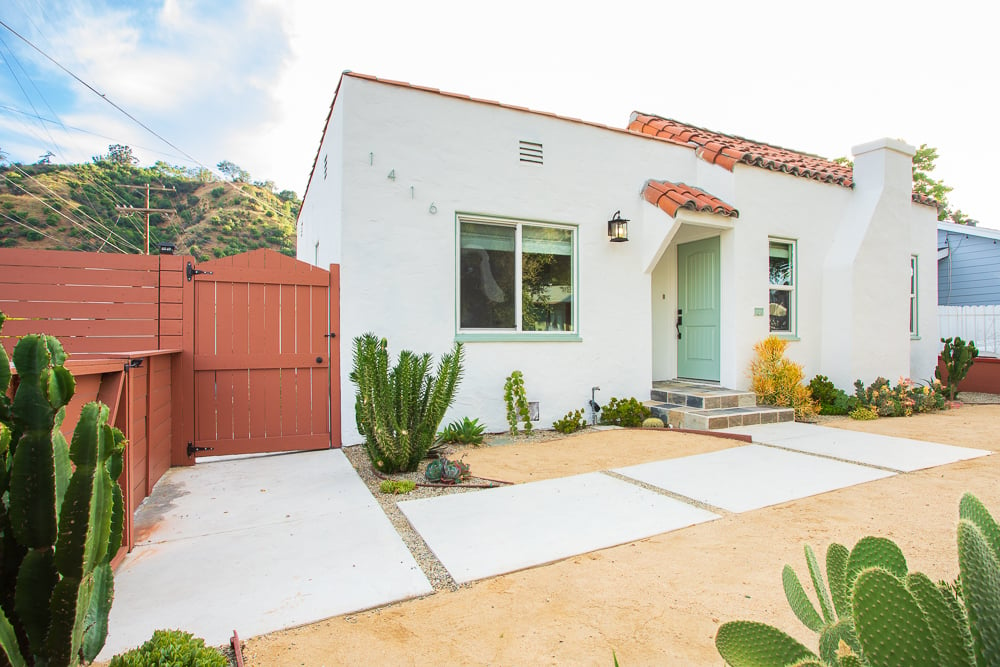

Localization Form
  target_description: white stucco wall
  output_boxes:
[297,97,345,266]
[299,76,941,443]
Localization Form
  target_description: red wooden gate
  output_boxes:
[191,250,333,457]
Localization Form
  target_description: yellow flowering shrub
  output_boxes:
[749,336,818,421]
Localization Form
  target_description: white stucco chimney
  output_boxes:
[851,137,916,198]
[820,138,916,388]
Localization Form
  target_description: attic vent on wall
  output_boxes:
[519,140,543,165]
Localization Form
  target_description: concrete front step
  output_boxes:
[650,379,756,410]
[648,379,794,430]
[649,403,794,430]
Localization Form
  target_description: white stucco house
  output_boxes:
[298,72,940,444]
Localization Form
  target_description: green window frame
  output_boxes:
[768,238,796,335]
[910,255,919,337]
[456,214,578,340]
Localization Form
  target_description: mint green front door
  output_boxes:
[677,236,720,381]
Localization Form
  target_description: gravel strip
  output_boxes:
[341,430,573,592]
[958,392,1000,404]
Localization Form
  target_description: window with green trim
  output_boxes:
[458,216,575,333]
[910,255,918,336]
[768,239,795,334]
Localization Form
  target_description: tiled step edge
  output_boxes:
[650,389,757,409]
[649,404,795,430]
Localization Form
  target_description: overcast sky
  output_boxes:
[1,1,995,227]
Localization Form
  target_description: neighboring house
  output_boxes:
[298,72,940,444]
[938,221,1000,305]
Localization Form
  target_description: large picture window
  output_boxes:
[459,216,575,334]
[768,239,795,334]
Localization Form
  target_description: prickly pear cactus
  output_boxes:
[716,493,1000,667]
[0,319,127,666]
[936,336,979,400]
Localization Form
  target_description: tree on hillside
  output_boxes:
[835,144,976,225]
[217,160,250,183]
[107,144,138,165]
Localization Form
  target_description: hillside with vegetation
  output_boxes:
[0,148,300,260]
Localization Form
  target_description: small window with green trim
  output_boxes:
[768,239,796,335]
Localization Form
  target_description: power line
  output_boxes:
[3,165,140,253]
[0,104,192,163]
[0,17,207,170]
[0,210,61,244]
[116,183,176,255]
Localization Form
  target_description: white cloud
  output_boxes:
[1,0,996,225]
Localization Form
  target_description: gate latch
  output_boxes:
[187,442,215,457]
[186,262,214,281]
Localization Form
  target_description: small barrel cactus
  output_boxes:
[642,417,665,428]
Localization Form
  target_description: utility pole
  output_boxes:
[116,183,176,255]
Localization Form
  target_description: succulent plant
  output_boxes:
[424,456,470,484]
[716,493,1000,667]
[936,336,979,400]
[0,314,127,666]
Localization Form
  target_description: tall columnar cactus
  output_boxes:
[0,313,127,666]
[936,336,979,401]
[715,493,1000,667]
[350,333,464,473]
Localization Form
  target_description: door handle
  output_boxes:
[676,315,683,340]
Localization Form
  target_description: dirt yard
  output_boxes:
[244,405,1000,666]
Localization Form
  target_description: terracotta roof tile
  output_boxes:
[629,113,855,188]
[912,191,940,208]
[643,180,739,219]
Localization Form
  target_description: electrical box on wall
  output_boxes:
[754,307,765,317]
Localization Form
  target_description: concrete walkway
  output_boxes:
[101,424,990,656]
[100,450,432,660]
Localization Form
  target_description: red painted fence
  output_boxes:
[1,248,340,555]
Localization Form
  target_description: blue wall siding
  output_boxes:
[939,228,1000,305]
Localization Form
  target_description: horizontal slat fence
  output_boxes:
[0,249,184,355]
[939,305,1000,355]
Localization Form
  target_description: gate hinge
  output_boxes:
[186,262,214,281]
[324,332,337,338]
[187,442,215,457]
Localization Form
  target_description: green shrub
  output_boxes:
[379,480,416,495]
[599,397,651,427]
[849,405,879,420]
[210,186,226,199]
[438,417,486,445]
[503,370,532,435]
[350,333,464,473]
[109,629,227,666]
[642,417,665,428]
[715,493,1000,667]
[553,409,587,434]
[936,336,979,400]
[807,374,857,415]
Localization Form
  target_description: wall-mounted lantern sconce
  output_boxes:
[607,211,629,242]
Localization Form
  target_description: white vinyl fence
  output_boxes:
[939,305,1000,356]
